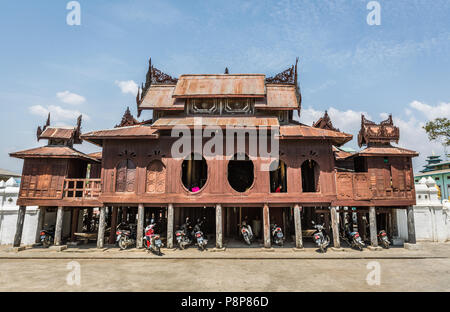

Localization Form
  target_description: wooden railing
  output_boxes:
[63,178,101,199]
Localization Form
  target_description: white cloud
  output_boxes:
[115,80,138,95]
[299,104,447,171]
[300,106,370,136]
[29,105,89,121]
[56,91,86,105]
[409,100,450,120]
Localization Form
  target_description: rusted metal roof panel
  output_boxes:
[88,151,102,160]
[173,74,266,98]
[140,85,184,110]
[39,127,75,140]
[357,146,418,157]
[279,124,353,146]
[152,116,279,129]
[255,84,298,109]
[82,125,159,139]
[9,146,99,162]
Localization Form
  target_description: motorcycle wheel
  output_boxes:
[358,244,363,251]
[319,246,324,253]
[118,237,128,250]
[383,241,390,249]
[244,237,251,245]
[42,236,52,248]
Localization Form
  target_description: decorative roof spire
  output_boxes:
[116,107,140,128]
[224,67,229,74]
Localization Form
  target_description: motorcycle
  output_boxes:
[271,224,284,246]
[40,225,55,248]
[344,224,365,251]
[311,221,330,253]
[143,220,163,256]
[240,220,253,245]
[116,223,136,250]
[193,222,208,251]
[378,230,390,249]
[175,218,193,250]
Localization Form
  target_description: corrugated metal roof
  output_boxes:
[173,74,266,98]
[82,125,159,138]
[357,146,418,157]
[140,85,184,110]
[152,116,279,129]
[39,127,76,140]
[88,152,102,160]
[9,146,100,162]
[255,84,298,109]
[279,124,353,145]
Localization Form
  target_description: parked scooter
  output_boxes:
[378,230,390,249]
[240,219,253,245]
[116,223,136,250]
[175,218,193,250]
[311,221,330,253]
[193,219,208,251]
[271,224,284,246]
[143,219,163,256]
[40,225,55,248]
[344,223,365,251]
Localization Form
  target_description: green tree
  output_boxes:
[423,117,450,146]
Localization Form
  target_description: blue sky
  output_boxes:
[0,0,449,173]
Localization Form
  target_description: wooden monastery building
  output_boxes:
[10,58,419,250]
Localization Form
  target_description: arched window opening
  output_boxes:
[181,153,208,192]
[146,160,166,193]
[270,160,287,193]
[301,159,319,192]
[228,153,254,192]
[116,159,136,192]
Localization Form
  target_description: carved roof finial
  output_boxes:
[115,107,139,128]
[224,67,229,74]
[313,110,339,132]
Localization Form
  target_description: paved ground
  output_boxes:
[0,242,449,291]
[0,257,449,291]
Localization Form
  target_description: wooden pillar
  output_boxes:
[282,208,287,238]
[263,204,271,248]
[35,206,46,243]
[108,207,118,244]
[216,204,223,249]
[54,206,64,246]
[407,206,416,244]
[391,208,399,237]
[369,206,378,247]
[13,206,26,247]
[167,204,174,248]
[330,206,340,248]
[293,204,303,248]
[226,207,231,237]
[136,204,144,248]
[122,207,128,223]
[70,208,80,242]
[97,206,106,248]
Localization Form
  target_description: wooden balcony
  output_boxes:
[63,178,101,199]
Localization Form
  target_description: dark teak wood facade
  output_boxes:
[10,58,419,249]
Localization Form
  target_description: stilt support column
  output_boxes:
[97,206,106,248]
[167,204,174,249]
[293,204,303,249]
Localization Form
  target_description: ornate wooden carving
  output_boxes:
[358,114,400,147]
[313,111,340,132]
[266,66,295,84]
[137,57,178,110]
[36,113,50,141]
[115,107,139,128]
[146,160,166,193]
[115,159,136,193]
[73,115,82,144]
